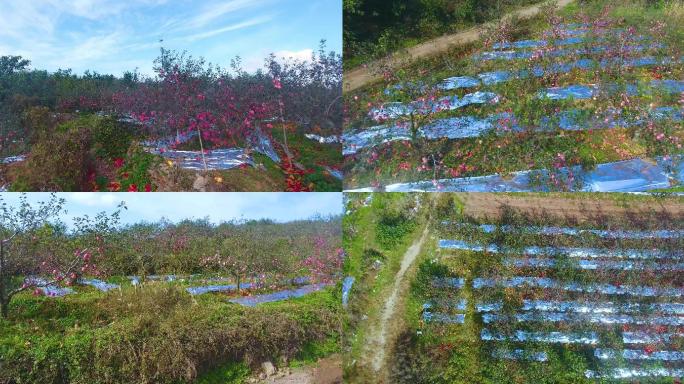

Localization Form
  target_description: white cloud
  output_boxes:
[273,48,314,62]
[51,0,127,20]
[68,193,121,207]
[178,0,270,31]
[65,32,125,62]
[240,48,314,73]
[0,1,56,39]
[182,16,271,42]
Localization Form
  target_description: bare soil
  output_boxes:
[261,355,342,384]
[455,193,684,224]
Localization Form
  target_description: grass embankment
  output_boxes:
[0,278,341,384]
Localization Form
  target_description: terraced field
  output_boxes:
[343,1,684,192]
[395,193,684,382]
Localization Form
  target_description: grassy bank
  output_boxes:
[0,282,341,384]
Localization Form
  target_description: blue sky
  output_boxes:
[0,192,342,227]
[0,0,341,76]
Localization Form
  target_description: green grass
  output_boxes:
[195,361,250,384]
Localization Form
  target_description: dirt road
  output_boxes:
[343,0,575,92]
[361,225,429,381]
[455,193,684,223]
[260,355,342,384]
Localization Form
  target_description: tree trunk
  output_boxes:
[410,113,418,140]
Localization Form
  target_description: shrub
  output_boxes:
[115,144,160,192]
[22,106,56,144]
[10,126,93,191]
[434,194,456,219]
[91,117,133,160]
[57,115,133,160]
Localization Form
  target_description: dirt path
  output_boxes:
[260,355,342,384]
[343,0,575,92]
[455,193,684,223]
[361,225,429,381]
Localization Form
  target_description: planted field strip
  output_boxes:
[1,154,26,164]
[441,222,684,239]
[480,329,600,344]
[140,127,283,170]
[346,103,682,155]
[345,90,683,155]
[505,257,684,271]
[228,283,331,307]
[135,119,281,170]
[492,349,548,362]
[422,312,466,324]
[474,55,677,86]
[472,276,684,297]
[425,54,678,91]
[476,42,663,61]
[540,79,684,100]
[476,300,684,315]
[622,331,684,344]
[433,221,684,377]
[422,277,467,324]
[585,368,684,379]
[369,91,500,120]
[491,24,649,46]
[346,157,679,192]
[482,312,684,325]
[25,274,324,307]
[595,349,684,361]
[23,277,119,297]
[185,275,314,295]
[304,133,341,144]
[80,278,120,292]
[3,123,287,172]
[186,282,256,295]
[439,239,682,259]
[342,276,354,308]
[149,148,253,170]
